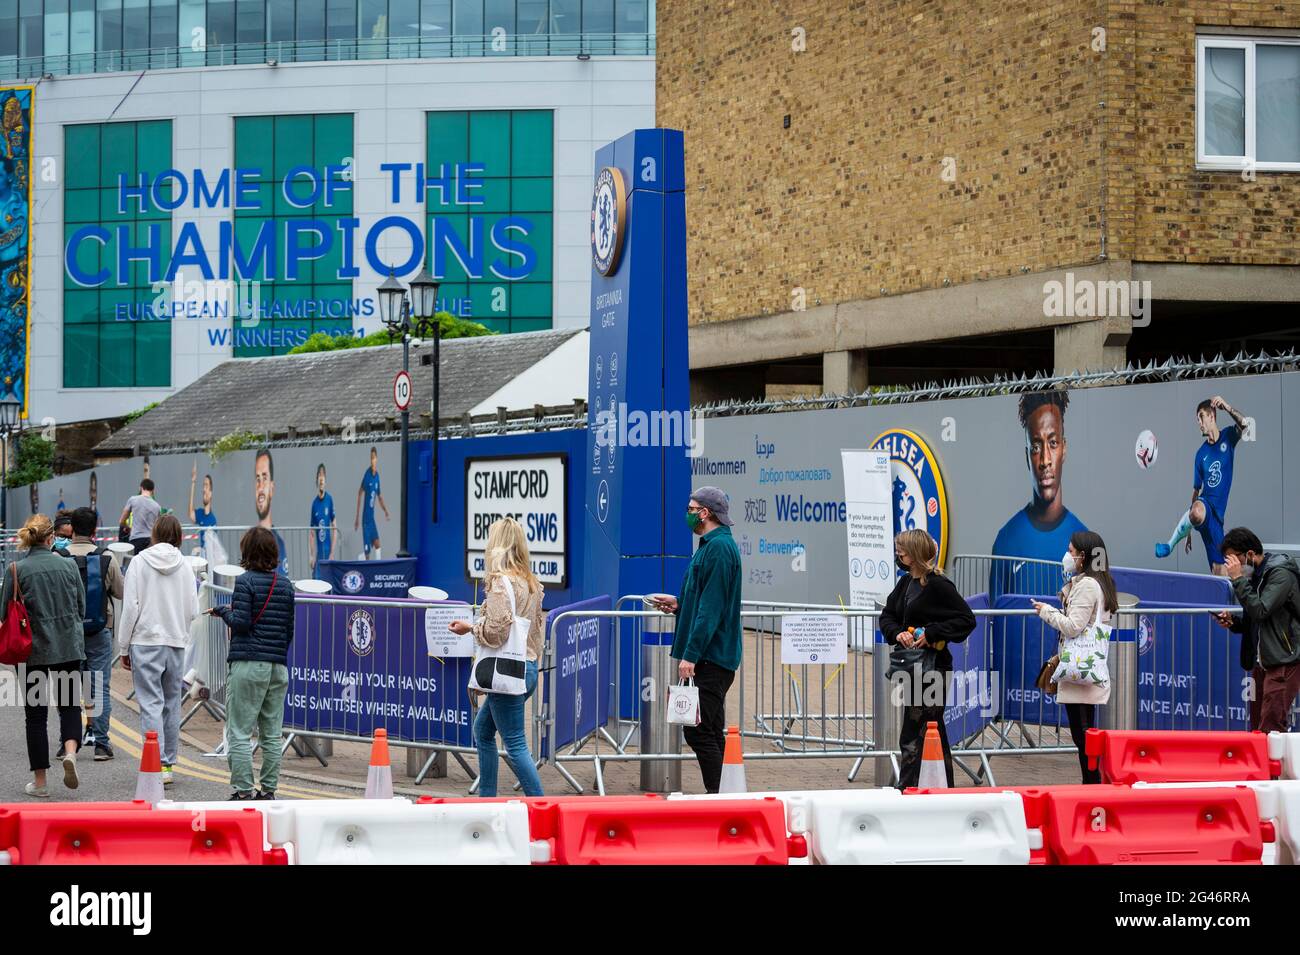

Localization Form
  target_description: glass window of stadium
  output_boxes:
[0,0,654,75]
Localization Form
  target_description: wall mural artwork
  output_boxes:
[0,86,33,416]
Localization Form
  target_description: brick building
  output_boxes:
[657,1,1300,397]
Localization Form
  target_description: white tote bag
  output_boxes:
[468,575,530,695]
[1051,598,1112,690]
[666,678,701,726]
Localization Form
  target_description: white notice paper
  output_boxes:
[780,613,849,665]
[841,449,895,609]
[424,604,475,657]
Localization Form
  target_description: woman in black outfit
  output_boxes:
[879,529,977,789]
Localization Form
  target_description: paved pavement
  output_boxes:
[0,663,358,803]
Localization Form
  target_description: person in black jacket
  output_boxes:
[879,529,977,789]
[212,526,295,800]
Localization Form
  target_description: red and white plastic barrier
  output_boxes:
[1085,728,1278,784]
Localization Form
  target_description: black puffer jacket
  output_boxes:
[216,570,295,664]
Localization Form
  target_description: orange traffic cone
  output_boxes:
[135,730,165,804]
[917,721,949,789]
[365,728,394,799]
[718,725,746,794]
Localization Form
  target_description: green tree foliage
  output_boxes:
[287,311,494,355]
[6,432,55,488]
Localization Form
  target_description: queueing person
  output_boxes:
[3,515,86,797]
[120,478,162,554]
[64,507,124,760]
[449,517,546,797]
[1215,527,1300,732]
[653,486,743,794]
[879,528,976,789]
[1032,529,1118,784]
[117,514,199,788]
[211,526,295,800]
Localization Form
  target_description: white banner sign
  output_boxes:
[841,449,895,608]
[780,613,848,665]
[424,604,475,657]
[465,455,567,585]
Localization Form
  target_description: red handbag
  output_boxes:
[0,563,32,666]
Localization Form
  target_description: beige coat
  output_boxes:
[473,573,545,662]
[1037,575,1113,706]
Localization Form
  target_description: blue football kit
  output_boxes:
[1193,424,1240,566]
[311,493,335,564]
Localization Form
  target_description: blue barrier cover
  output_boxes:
[1135,600,1248,731]
[283,596,473,746]
[541,594,613,757]
[318,557,417,597]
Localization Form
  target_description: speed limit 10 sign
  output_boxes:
[393,370,412,412]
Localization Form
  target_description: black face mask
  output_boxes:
[895,556,908,571]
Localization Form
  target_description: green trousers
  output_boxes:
[226,660,289,794]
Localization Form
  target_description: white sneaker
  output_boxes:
[61,751,79,790]
[25,781,49,798]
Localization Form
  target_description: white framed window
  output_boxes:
[1197,35,1300,172]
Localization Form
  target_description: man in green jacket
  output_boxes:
[652,486,742,793]
[1215,526,1300,732]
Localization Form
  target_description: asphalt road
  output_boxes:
[0,666,354,803]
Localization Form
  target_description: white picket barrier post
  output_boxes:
[261,798,532,865]
[1270,732,1300,781]
[785,789,1033,865]
[1133,779,1300,866]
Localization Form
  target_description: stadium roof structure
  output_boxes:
[96,328,587,456]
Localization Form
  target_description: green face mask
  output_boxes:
[686,511,702,531]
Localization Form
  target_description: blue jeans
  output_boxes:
[83,629,114,744]
[474,660,544,797]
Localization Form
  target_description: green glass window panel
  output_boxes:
[101,184,131,221]
[135,120,171,174]
[510,317,551,333]
[436,282,468,316]
[234,116,274,172]
[274,319,312,354]
[313,113,352,170]
[235,180,275,218]
[474,317,509,334]
[64,289,100,325]
[510,282,551,318]
[468,282,502,320]
[318,183,353,215]
[510,177,551,212]
[97,322,136,387]
[64,223,102,290]
[313,282,353,310]
[133,321,171,386]
[468,111,510,177]
[99,287,134,324]
[272,115,313,180]
[275,180,308,217]
[521,213,551,282]
[63,325,100,387]
[142,177,174,219]
[65,189,100,223]
[427,111,468,168]
[510,111,552,177]
[100,124,136,187]
[311,227,345,283]
[64,125,101,189]
[231,217,272,280]
[473,176,510,213]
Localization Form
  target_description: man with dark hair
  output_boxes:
[120,478,161,555]
[310,463,337,575]
[189,460,217,551]
[1154,395,1247,575]
[64,506,124,760]
[1213,527,1300,733]
[990,391,1089,598]
[355,446,389,560]
[253,448,289,575]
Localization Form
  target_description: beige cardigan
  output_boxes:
[472,574,546,662]
[1037,575,1113,705]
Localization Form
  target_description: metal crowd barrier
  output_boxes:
[950,554,1064,600]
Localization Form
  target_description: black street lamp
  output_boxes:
[0,393,22,561]
[378,270,440,559]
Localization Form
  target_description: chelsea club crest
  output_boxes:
[347,608,376,657]
[590,166,627,276]
[870,428,950,571]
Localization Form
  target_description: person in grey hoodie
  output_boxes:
[118,514,199,787]
[1215,526,1300,733]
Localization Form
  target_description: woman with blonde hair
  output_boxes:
[1,515,86,797]
[449,517,545,796]
[878,528,976,788]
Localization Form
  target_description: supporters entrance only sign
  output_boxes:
[465,454,567,585]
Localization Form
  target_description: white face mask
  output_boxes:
[1062,551,1078,581]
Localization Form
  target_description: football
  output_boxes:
[1135,429,1158,469]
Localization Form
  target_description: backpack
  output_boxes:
[62,547,111,636]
